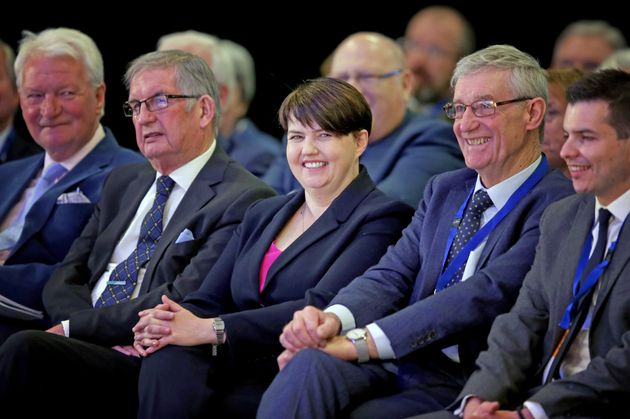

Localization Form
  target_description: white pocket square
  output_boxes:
[56,189,91,204]
[175,228,195,244]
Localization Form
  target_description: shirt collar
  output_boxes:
[156,139,216,191]
[43,124,106,173]
[595,187,630,225]
[474,155,542,211]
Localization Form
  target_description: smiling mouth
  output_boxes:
[466,138,490,146]
[303,162,327,168]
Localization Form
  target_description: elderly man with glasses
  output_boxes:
[0,50,274,417]
[256,45,575,419]
[264,32,464,207]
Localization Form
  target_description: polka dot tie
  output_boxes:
[443,189,493,288]
[95,176,175,307]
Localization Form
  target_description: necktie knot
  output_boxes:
[597,208,612,236]
[469,189,493,219]
[156,176,175,197]
[42,163,67,183]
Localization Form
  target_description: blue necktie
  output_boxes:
[95,176,175,307]
[443,189,493,289]
[545,208,612,383]
[0,163,67,250]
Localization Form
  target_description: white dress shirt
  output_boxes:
[62,141,216,336]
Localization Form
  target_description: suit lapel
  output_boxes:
[548,197,594,350]
[261,168,376,293]
[141,148,228,287]
[16,136,120,248]
[593,213,630,319]
[0,156,42,220]
[90,166,156,283]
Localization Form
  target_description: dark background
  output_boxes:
[1,3,627,151]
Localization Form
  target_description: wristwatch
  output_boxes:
[345,328,369,363]
[212,317,225,356]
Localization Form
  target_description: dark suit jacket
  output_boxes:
[263,112,463,207]
[182,167,413,362]
[460,193,630,418]
[218,118,280,178]
[0,126,41,164]
[0,128,143,310]
[329,164,574,377]
[41,147,275,346]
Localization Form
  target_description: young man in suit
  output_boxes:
[0,28,143,339]
[0,50,274,417]
[416,69,630,419]
[256,45,575,419]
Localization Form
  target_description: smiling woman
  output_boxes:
[129,76,413,418]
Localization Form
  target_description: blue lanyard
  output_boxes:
[558,221,622,329]
[435,156,548,292]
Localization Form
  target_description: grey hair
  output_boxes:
[15,28,104,90]
[451,45,547,136]
[124,50,222,136]
[554,20,627,53]
[157,31,236,104]
[220,39,256,105]
[598,48,630,71]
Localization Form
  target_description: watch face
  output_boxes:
[346,328,366,340]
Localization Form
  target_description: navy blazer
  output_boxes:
[0,126,41,164]
[328,164,574,376]
[42,147,275,346]
[461,194,630,417]
[218,118,281,178]
[263,112,463,207]
[0,128,143,310]
[182,167,413,360]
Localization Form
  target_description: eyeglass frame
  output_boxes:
[123,93,201,117]
[332,68,403,86]
[443,97,533,120]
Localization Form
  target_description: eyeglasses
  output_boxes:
[123,93,201,117]
[332,69,403,87]
[443,97,532,120]
[402,39,453,59]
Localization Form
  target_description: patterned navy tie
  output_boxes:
[95,176,175,307]
[443,189,493,289]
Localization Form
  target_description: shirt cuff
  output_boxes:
[61,320,70,337]
[365,323,395,359]
[325,304,355,333]
[524,401,548,419]
[454,394,476,417]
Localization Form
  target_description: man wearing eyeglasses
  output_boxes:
[0,28,143,341]
[264,32,464,207]
[256,45,574,419]
[0,50,274,417]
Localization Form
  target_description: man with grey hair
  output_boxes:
[551,20,627,70]
[219,38,280,177]
[257,45,574,419]
[0,28,142,340]
[158,31,279,177]
[0,50,274,417]
[0,38,40,163]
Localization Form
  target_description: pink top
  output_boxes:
[259,241,283,292]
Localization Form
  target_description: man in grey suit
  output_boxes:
[0,50,274,417]
[415,70,630,419]
[257,45,574,419]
